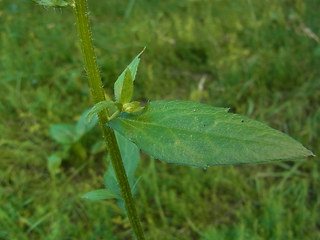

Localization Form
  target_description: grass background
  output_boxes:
[0,0,319,239]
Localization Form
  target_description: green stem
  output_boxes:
[72,0,145,239]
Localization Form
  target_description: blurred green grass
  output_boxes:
[0,0,319,239]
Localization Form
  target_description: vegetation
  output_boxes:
[0,0,319,239]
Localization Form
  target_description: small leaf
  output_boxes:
[47,154,62,176]
[90,140,105,154]
[82,189,121,201]
[108,101,314,168]
[123,101,144,113]
[34,0,72,7]
[86,101,118,122]
[118,69,134,104]
[49,124,78,144]
[114,48,145,102]
[76,108,99,137]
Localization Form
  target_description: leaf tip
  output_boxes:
[307,151,316,158]
[138,47,146,58]
[299,145,316,159]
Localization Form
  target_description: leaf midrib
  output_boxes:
[116,117,285,147]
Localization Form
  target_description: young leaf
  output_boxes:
[119,69,134,104]
[86,101,122,122]
[76,108,99,137]
[108,101,314,168]
[49,124,78,144]
[81,189,121,201]
[114,49,145,102]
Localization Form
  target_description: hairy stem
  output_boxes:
[72,0,145,239]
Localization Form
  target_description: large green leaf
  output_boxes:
[114,49,144,102]
[108,101,314,168]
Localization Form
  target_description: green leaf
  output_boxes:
[116,68,134,104]
[47,154,62,176]
[34,0,72,7]
[114,49,145,102]
[81,189,121,201]
[90,140,105,154]
[108,101,314,168]
[104,131,140,211]
[49,124,78,144]
[76,108,99,137]
[50,109,99,146]
[86,101,121,122]
[105,131,140,195]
